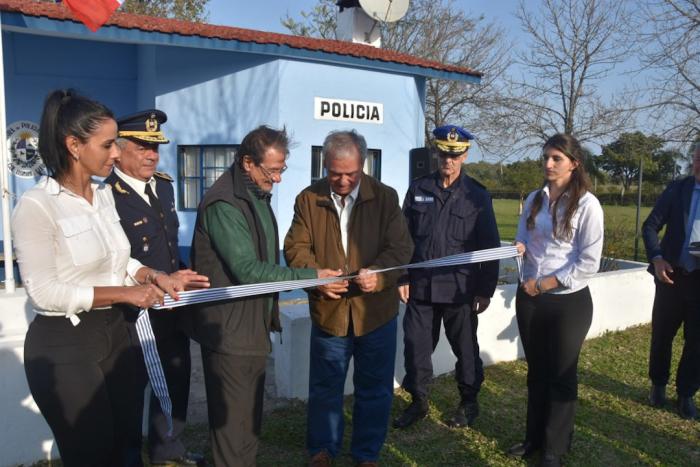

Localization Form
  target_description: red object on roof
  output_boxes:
[0,0,482,78]
[62,0,123,32]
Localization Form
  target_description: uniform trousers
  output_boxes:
[201,349,267,467]
[307,317,397,463]
[24,307,146,467]
[401,299,483,401]
[515,287,592,456]
[138,310,192,462]
[649,270,700,397]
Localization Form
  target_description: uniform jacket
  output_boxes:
[186,164,282,356]
[403,171,500,303]
[284,173,414,337]
[642,175,697,272]
[106,171,182,333]
[105,171,180,274]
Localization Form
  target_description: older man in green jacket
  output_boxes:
[187,126,338,467]
[285,130,413,467]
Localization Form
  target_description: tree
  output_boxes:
[120,0,209,22]
[503,0,636,145]
[282,0,515,157]
[598,132,665,196]
[502,159,542,213]
[638,1,700,142]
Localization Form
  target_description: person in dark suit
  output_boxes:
[106,109,208,466]
[642,143,700,420]
[393,125,501,430]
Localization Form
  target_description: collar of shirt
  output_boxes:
[541,184,571,203]
[41,176,102,200]
[331,180,361,208]
[114,166,156,204]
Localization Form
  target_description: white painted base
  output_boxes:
[0,261,655,465]
[272,261,655,399]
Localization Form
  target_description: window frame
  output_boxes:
[177,144,239,211]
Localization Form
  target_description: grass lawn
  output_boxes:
[493,199,653,261]
[31,325,699,466]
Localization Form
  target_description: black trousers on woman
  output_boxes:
[515,287,593,456]
[24,307,146,467]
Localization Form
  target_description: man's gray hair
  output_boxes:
[322,130,368,163]
[115,137,129,149]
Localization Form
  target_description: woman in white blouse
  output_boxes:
[12,90,206,466]
[508,134,604,467]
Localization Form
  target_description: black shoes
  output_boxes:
[507,440,540,458]
[445,400,479,428]
[151,452,206,466]
[393,397,429,429]
[677,396,698,420]
[649,384,666,407]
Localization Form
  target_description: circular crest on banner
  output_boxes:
[7,120,44,178]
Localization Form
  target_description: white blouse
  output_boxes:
[12,177,143,322]
[515,187,604,294]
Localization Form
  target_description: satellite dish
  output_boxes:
[358,0,409,23]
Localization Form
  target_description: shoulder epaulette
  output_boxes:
[113,181,129,194]
[154,171,174,182]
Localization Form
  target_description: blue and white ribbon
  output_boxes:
[144,244,520,431]
[153,245,520,310]
[135,308,173,436]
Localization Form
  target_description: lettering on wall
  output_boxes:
[314,97,383,124]
[6,121,45,178]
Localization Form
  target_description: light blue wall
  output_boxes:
[1,31,138,241]
[275,59,425,242]
[1,32,427,250]
[150,45,280,247]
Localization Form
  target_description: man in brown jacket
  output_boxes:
[284,130,413,467]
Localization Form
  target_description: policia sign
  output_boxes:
[314,97,383,124]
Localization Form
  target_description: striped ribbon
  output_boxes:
[135,308,173,437]
[153,245,521,310]
[144,244,520,431]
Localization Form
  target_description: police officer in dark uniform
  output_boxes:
[394,125,501,429]
[106,110,206,466]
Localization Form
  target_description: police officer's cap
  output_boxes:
[433,125,474,155]
[117,109,169,144]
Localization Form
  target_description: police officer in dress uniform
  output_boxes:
[105,110,206,466]
[394,125,501,429]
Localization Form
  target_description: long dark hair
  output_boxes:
[38,89,114,181]
[526,133,592,240]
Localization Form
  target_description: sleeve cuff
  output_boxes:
[75,286,94,314]
[125,258,144,286]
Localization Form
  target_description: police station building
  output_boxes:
[0,2,481,464]
[0,0,480,259]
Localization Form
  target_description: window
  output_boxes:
[310,146,382,184]
[178,145,239,210]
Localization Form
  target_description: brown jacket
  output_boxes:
[284,174,414,337]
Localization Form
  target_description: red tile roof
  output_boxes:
[0,0,482,78]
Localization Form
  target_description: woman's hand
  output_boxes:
[123,284,165,309]
[521,278,539,296]
[515,241,526,256]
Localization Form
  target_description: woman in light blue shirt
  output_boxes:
[508,134,604,467]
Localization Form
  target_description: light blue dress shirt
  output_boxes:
[515,187,605,295]
[679,183,700,271]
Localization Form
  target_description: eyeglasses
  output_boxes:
[258,164,288,178]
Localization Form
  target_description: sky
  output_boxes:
[205,0,523,34]
[204,1,648,160]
